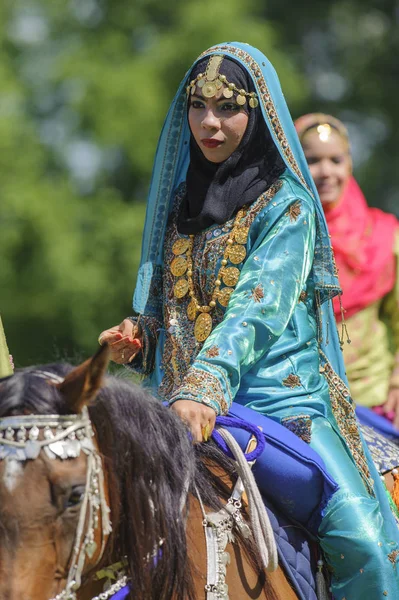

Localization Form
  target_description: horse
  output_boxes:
[0,345,300,600]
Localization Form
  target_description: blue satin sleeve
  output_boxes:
[169,189,316,414]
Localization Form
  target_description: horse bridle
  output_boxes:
[0,375,113,600]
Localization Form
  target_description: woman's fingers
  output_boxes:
[171,400,216,443]
[99,319,141,343]
[98,329,122,345]
[109,338,142,364]
[98,319,143,363]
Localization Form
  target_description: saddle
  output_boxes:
[221,402,399,600]
[215,403,334,600]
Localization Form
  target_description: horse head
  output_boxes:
[0,345,112,600]
[0,346,203,600]
[0,347,295,600]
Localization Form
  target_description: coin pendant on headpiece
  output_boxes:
[202,82,217,98]
[249,97,259,108]
[223,88,234,99]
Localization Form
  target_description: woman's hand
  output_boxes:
[98,318,142,364]
[383,386,399,429]
[171,399,217,443]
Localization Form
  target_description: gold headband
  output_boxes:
[186,55,259,109]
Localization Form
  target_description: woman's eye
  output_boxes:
[220,103,240,112]
[306,157,319,165]
[190,100,205,109]
[65,486,85,509]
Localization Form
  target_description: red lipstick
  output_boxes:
[202,138,223,148]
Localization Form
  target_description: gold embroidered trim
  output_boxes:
[282,374,302,388]
[251,284,264,303]
[172,365,229,415]
[388,549,399,568]
[281,414,312,443]
[319,356,374,495]
[286,200,302,222]
[205,345,220,358]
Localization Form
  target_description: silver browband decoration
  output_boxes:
[0,376,114,600]
[0,410,95,462]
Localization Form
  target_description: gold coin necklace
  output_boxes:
[170,207,249,342]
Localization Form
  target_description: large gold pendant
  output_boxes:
[187,299,198,321]
[222,266,240,287]
[234,226,249,244]
[202,82,217,98]
[174,279,189,298]
[171,256,188,277]
[172,238,190,255]
[194,313,213,342]
[228,244,247,265]
[218,287,234,307]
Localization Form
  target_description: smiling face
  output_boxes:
[188,85,249,163]
[302,128,352,209]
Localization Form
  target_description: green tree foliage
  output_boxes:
[1,0,398,366]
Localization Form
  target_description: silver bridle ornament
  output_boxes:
[0,403,113,600]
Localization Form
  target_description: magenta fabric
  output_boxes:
[326,177,398,320]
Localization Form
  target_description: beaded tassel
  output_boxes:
[338,294,351,349]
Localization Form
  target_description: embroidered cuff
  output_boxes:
[168,363,231,415]
[125,316,160,376]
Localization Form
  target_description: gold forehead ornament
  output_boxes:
[186,54,259,109]
[317,123,332,143]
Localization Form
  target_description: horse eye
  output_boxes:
[66,486,85,509]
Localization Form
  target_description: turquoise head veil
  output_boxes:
[133,42,345,380]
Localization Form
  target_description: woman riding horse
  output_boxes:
[99,43,399,597]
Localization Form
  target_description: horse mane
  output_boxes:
[0,364,276,600]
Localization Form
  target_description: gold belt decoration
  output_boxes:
[170,207,249,342]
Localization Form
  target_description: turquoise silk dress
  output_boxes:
[131,43,399,598]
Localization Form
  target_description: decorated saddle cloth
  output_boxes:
[356,404,399,444]
[224,402,338,534]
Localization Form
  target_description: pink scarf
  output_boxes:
[327,176,398,320]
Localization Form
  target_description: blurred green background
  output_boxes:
[1,0,398,366]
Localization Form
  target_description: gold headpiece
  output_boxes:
[317,123,332,143]
[186,55,259,109]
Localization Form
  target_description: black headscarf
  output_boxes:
[177,56,286,234]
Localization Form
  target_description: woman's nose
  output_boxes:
[319,159,333,177]
[201,108,220,130]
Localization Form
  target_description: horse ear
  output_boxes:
[56,344,110,414]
